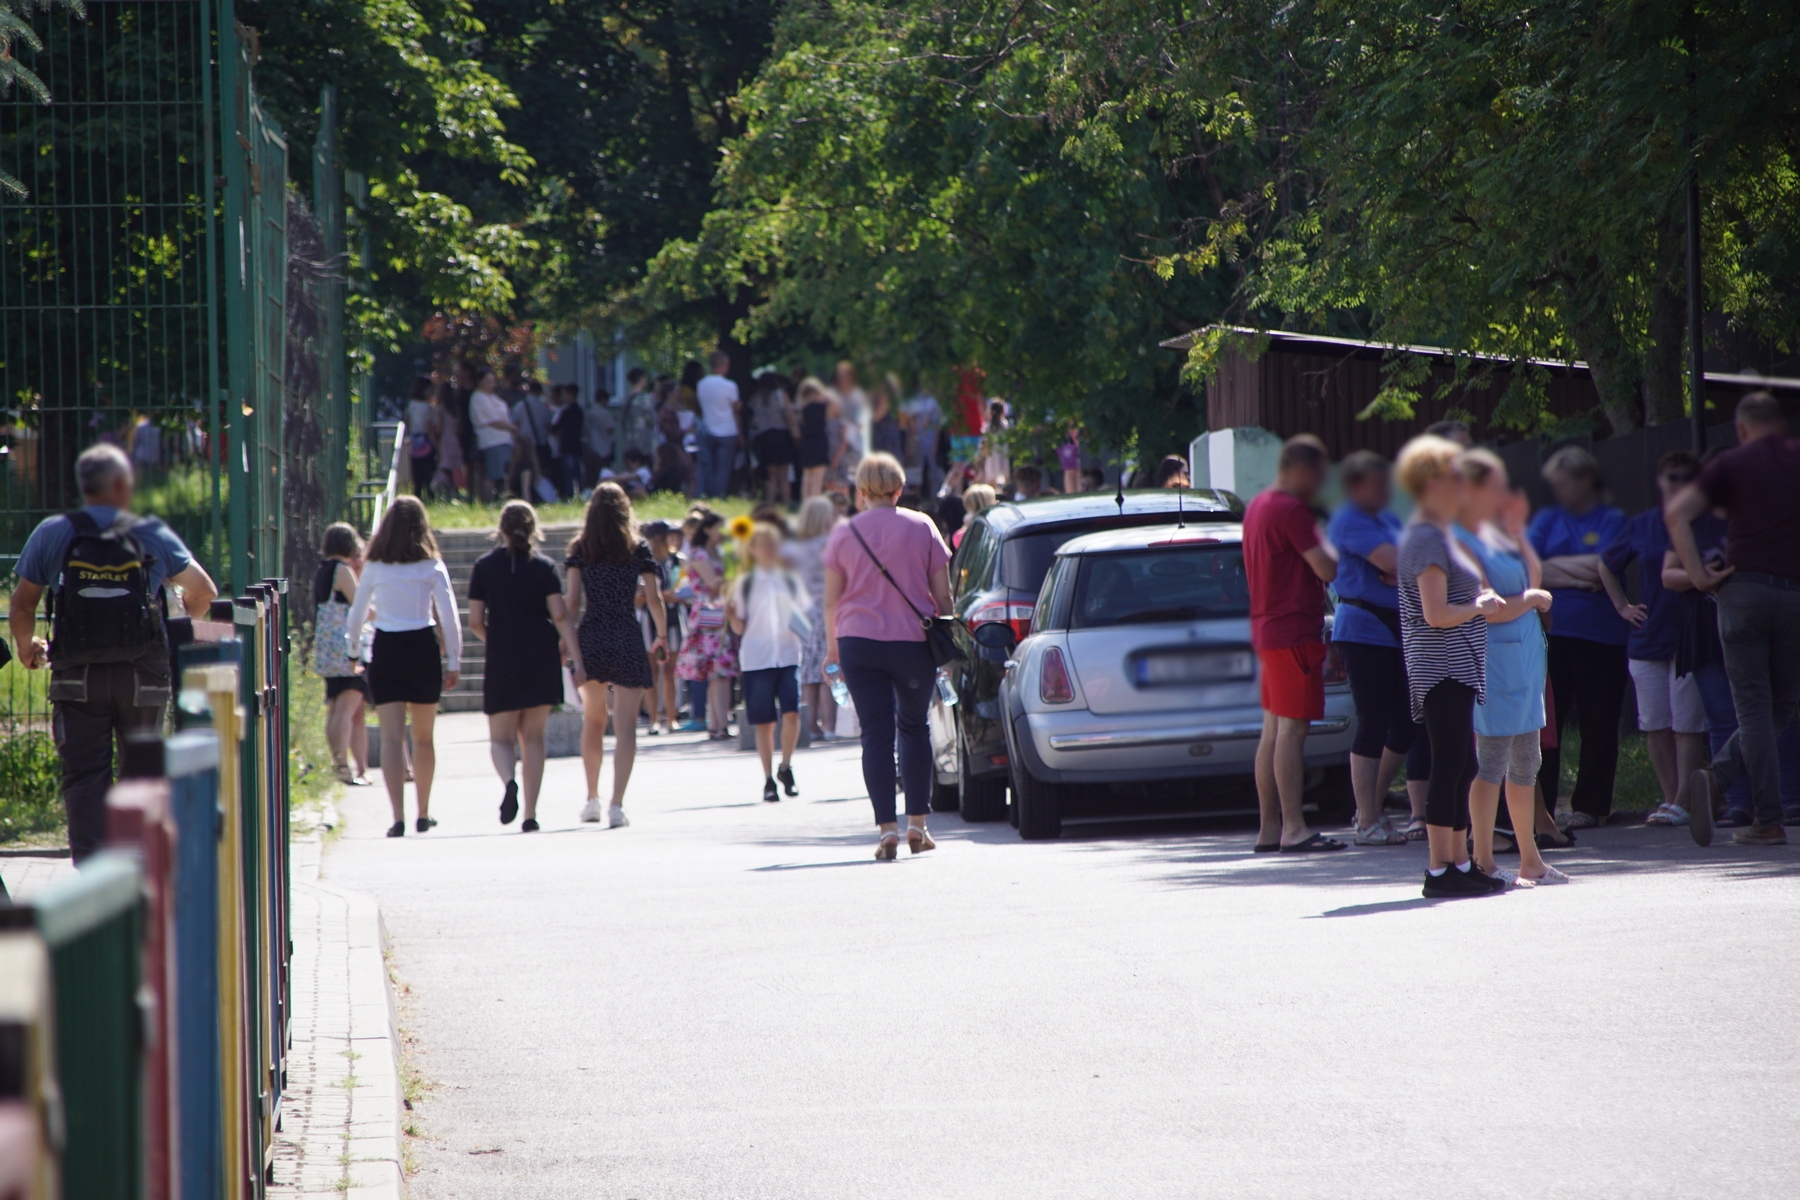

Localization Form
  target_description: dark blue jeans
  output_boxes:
[839,636,935,825]
[697,432,737,497]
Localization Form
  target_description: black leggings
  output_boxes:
[1421,679,1476,830]
[1340,641,1431,780]
[1538,636,1628,820]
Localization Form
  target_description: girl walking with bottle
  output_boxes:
[313,522,373,785]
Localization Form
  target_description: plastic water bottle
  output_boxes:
[826,662,850,708]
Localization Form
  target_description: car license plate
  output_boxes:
[1132,648,1255,688]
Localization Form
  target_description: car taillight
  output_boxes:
[1040,647,1075,704]
[1323,642,1348,686]
[970,599,1036,641]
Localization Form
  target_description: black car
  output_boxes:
[929,487,1243,820]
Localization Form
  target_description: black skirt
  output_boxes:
[367,627,443,706]
[754,428,798,467]
[324,675,368,702]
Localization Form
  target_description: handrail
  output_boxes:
[367,419,405,536]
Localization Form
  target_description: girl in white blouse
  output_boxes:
[348,496,462,837]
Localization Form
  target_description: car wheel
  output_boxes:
[1012,761,1063,841]
[1311,764,1354,825]
[958,740,1008,822]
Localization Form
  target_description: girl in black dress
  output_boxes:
[469,501,582,832]
[565,482,669,827]
[796,377,836,499]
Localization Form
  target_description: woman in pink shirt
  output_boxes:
[823,453,955,859]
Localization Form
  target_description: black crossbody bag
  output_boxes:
[847,519,964,667]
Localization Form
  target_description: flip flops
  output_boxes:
[1280,832,1347,853]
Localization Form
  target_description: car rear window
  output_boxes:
[1070,546,1250,628]
[996,514,1235,592]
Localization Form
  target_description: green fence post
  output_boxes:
[28,852,146,1200]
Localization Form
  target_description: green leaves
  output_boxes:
[0,0,85,195]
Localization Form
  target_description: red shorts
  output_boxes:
[1258,643,1327,721]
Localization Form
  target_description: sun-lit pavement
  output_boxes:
[323,710,1800,1200]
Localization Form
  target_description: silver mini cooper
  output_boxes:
[982,522,1355,839]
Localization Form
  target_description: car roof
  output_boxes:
[1054,522,1244,556]
[983,488,1242,534]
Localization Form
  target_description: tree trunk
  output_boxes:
[1641,212,1687,426]
[1558,258,1641,436]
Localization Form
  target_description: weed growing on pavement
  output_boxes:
[0,729,61,845]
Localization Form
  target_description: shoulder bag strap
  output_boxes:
[848,518,931,630]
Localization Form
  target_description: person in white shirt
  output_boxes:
[727,522,811,801]
[695,350,741,498]
[580,385,616,487]
[468,369,516,501]
[347,496,462,837]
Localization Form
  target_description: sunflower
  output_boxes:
[728,515,755,541]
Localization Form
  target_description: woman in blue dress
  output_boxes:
[1456,450,1568,885]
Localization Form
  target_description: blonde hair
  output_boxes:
[1458,448,1507,489]
[1395,435,1464,500]
[795,495,836,540]
[856,451,906,497]
[962,483,998,516]
[1541,445,1600,486]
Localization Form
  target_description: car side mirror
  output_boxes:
[972,622,1017,651]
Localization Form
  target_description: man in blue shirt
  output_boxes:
[1327,451,1426,845]
[8,444,218,861]
[1599,452,1707,826]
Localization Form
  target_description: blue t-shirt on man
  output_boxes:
[1528,503,1629,646]
[1601,507,1677,662]
[1328,503,1403,649]
[16,505,194,599]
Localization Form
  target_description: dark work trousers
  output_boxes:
[1339,641,1432,783]
[1420,679,1476,830]
[838,636,935,826]
[1711,579,1800,826]
[51,660,170,862]
[1537,635,1628,820]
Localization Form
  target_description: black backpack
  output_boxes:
[50,511,162,666]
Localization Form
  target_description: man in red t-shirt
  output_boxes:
[1668,391,1800,847]
[1242,434,1342,852]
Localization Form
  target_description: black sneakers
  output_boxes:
[499,779,519,825]
[763,777,780,803]
[1422,865,1500,899]
[777,763,798,797]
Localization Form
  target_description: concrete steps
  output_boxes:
[433,523,581,712]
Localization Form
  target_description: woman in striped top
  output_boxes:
[1395,436,1504,898]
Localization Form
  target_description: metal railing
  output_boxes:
[352,419,405,537]
[0,577,294,1200]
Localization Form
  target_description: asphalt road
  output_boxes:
[323,711,1800,1200]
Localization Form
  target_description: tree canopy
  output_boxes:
[243,0,1800,446]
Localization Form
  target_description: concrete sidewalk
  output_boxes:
[272,821,408,1199]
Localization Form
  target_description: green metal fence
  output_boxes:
[0,1,348,742]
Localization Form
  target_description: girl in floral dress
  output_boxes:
[676,511,739,739]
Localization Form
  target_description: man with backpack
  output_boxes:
[8,443,218,862]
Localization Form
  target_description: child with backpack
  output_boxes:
[726,522,810,802]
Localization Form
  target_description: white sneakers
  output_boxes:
[579,799,630,827]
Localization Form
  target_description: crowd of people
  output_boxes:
[391,352,1177,514]
[13,378,1796,891]
[1244,392,1800,898]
